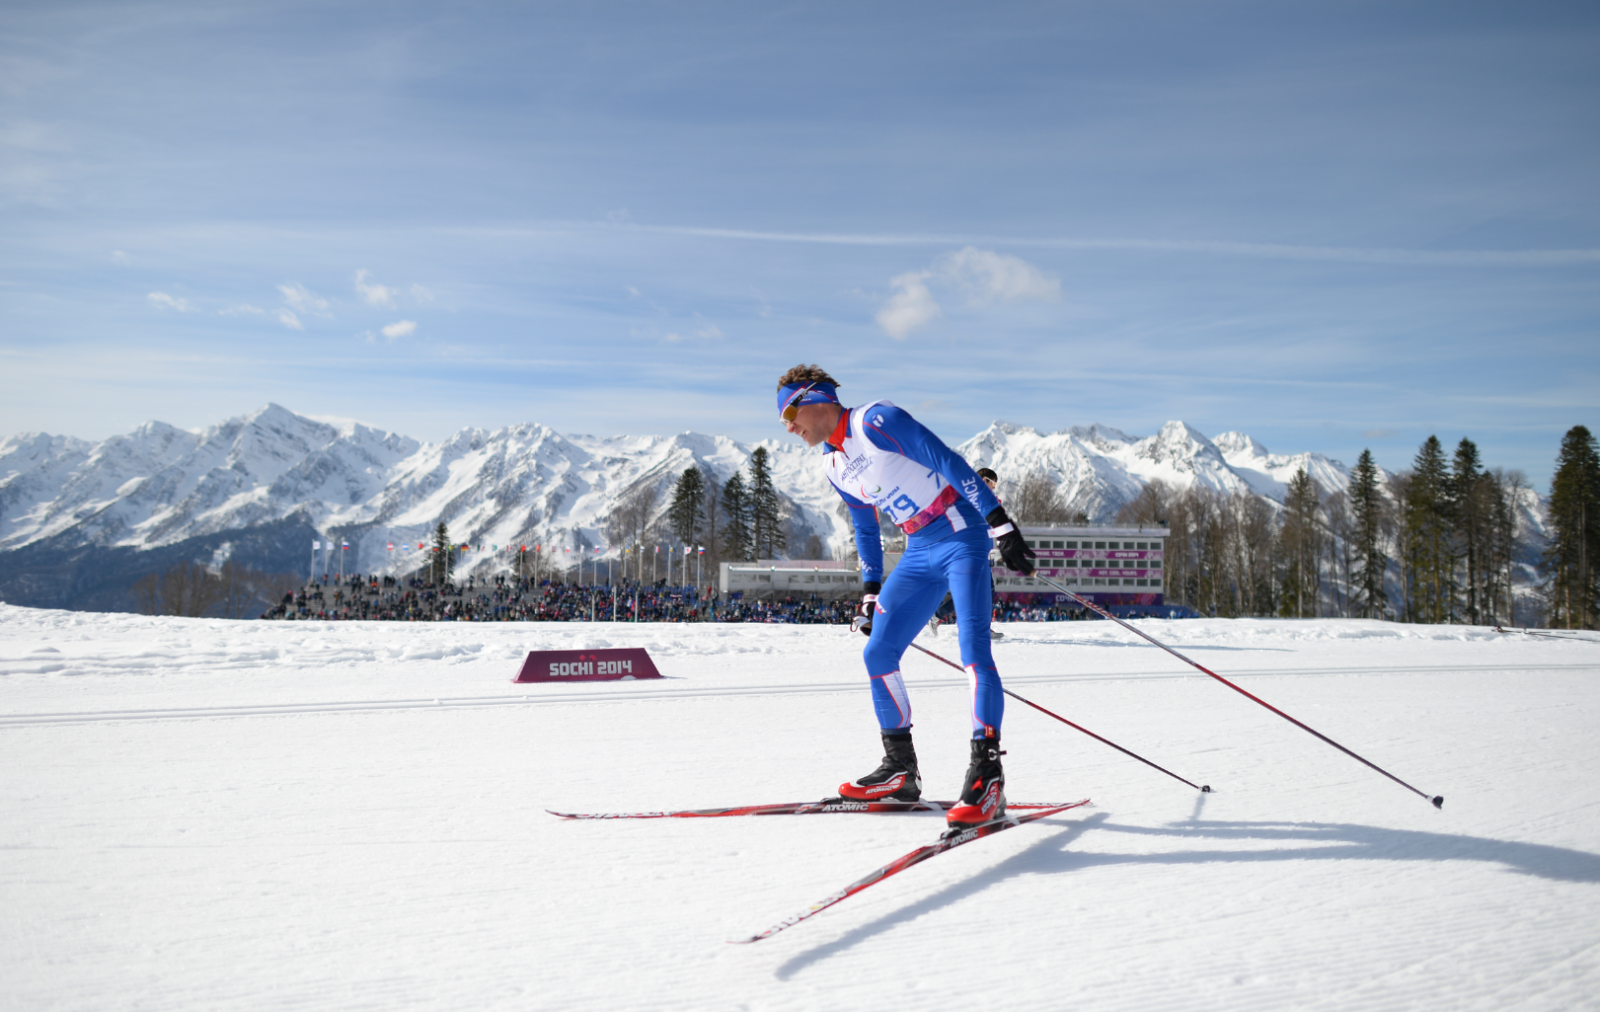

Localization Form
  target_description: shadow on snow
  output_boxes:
[774,809,1600,979]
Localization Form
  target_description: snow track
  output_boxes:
[4,608,1599,1012]
[1,660,1595,727]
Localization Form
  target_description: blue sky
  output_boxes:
[2,0,1597,486]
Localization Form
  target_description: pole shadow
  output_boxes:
[773,810,1600,979]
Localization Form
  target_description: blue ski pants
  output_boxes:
[863,525,1003,739]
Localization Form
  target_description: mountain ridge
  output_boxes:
[0,404,1541,612]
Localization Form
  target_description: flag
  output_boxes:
[313,540,321,549]
[341,540,349,550]
[386,542,394,551]
[417,542,425,550]
[697,546,705,555]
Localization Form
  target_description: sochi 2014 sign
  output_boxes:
[513,648,663,683]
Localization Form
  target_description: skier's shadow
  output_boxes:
[772,810,1600,979]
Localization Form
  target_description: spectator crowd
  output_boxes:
[259,574,1184,623]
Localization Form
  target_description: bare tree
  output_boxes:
[1325,491,1352,618]
[131,573,161,615]
[1004,468,1072,524]
[1116,479,1171,526]
[217,560,257,619]
[133,561,226,618]
[255,571,305,613]
[605,484,660,582]
[832,499,860,565]
[213,560,300,619]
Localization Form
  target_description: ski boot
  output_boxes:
[945,735,1005,828]
[838,732,922,802]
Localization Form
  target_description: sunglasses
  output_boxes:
[780,382,817,422]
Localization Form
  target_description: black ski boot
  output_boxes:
[946,735,1005,827]
[838,732,922,802]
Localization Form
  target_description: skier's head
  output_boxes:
[777,364,843,447]
[977,467,998,491]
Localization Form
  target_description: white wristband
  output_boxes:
[861,594,879,603]
[988,522,1015,538]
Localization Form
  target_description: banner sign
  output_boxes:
[513,647,663,683]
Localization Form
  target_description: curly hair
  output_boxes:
[776,364,840,390]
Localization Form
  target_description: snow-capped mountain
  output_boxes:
[954,419,1362,518]
[0,405,848,606]
[0,404,1544,612]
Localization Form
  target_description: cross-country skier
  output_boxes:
[777,364,1036,828]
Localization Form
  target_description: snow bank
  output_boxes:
[3,606,1598,1011]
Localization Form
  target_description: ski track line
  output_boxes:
[1,661,1595,728]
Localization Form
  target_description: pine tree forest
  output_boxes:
[649,423,1580,626]
[1543,425,1600,629]
[1113,432,1541,625]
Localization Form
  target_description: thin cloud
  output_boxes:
[936,247,1059,306]
[875,271,942,339]
[874,248,1057,339]
[275,308,304,331]
[661,315,723,343]
[621,223,1600,266]
[278,282,330,316]
[381,320,417,339]
[219,304,266,318]
[147,291,194,312]
[354,270,398,308]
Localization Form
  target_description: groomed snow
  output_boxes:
[3,605,1598,1012]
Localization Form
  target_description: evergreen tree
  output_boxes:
[721,471,753,562]
[747,447,786,559]
[1278,467,1322,618]
[1487,469,1525,625]
[1348,448,1387,618]
[1451,438,1488,624]
[1405,436,1453,623]
[1543,425,1600,629]
[667,466,705,548]
[429,520,456,584]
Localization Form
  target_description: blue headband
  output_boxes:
[776,381,840,418]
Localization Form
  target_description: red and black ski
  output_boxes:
[732,799,1091,943]
[548,799,1079,820]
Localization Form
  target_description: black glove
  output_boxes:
[987,507,1035,575]
[852,580,882,636]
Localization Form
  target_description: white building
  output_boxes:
[719,523,1169,607]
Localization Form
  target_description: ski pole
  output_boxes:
[905,641,1210,793]
[1035,574,1444,809]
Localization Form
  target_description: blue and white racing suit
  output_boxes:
[824,401,1004,740]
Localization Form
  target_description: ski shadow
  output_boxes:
[772,810,1600,979]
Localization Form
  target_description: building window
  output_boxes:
[1094,541,1106,549]
[1065,541,1077,548]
